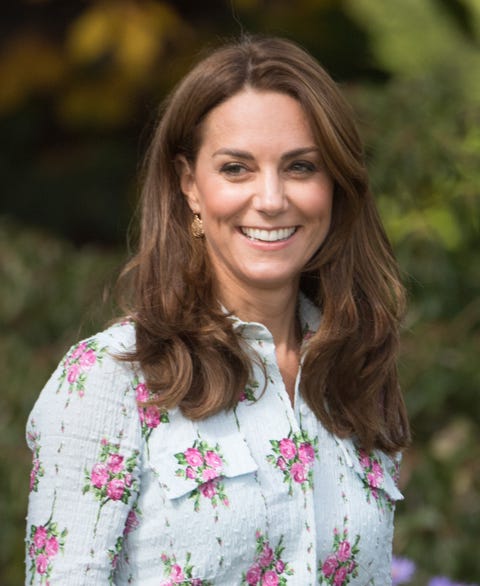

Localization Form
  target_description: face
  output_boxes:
[179,89,333,298]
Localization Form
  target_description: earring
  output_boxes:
[191,214,204,238]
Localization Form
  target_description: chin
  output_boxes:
[242,272,299,290]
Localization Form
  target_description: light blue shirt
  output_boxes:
[26,295,402,585]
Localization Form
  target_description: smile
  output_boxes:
[240,227,297,242]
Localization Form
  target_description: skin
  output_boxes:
[179,89,333,402]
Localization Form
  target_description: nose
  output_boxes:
[252,169,287,215]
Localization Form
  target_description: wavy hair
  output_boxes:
[118,35,410,454]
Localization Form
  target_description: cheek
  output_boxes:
[300,186,333,220]
[197,181,248,220]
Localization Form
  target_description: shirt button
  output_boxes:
[300,403,310,417]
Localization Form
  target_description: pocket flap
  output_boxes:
[335,436,403,501]
[147,409,258,500]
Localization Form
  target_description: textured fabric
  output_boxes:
[26,295,402,585]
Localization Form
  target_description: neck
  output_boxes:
[219,280,300,351]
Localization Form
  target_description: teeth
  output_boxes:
[241,227,296,242]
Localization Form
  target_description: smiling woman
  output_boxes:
[26,36,410,585]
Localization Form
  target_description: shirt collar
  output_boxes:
[225,292,321,343]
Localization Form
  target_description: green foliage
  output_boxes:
[346,0,472,77]
[344,0,480,580]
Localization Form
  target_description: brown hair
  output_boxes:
[119,35,410,454]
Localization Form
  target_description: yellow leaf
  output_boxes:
[0,34,65,112]
[58,76,134,127]
[66,0,180,80]
[67,3,116,63]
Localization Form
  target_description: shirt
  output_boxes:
[25,294,403,585]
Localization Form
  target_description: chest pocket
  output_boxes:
[146,408,258,501]
[335,436,404,503]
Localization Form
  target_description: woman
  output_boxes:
[26,36,410,585]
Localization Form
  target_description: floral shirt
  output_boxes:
[26,295,403,585]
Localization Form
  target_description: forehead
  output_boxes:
[197,89,315,152]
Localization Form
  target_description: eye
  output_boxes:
[220,162,249,177]
[287,160,317,175]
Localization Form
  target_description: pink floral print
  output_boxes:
[27,518,67,584]
[318,517,360,585]
[106,503,141,583]
[301,321,316,344]
[134,377,169,440]
[242,531,294,585]
[175,440,229,512]
[388,455,401,487]
[83,438,139,531]
[124,504,140,536]
[239,378,259,402]
[27,425,44,493]
[266,430,318,494]
[356,448,394,511]
[107,535,124,585]
[159,552,212,585]
[57,338,107,399]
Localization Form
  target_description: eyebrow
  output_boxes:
[212,147,320,161]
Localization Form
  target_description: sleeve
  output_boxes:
[25,332,143,585]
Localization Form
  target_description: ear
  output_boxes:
[175,155,201,214]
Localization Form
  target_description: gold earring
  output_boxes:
[191,214,204,238]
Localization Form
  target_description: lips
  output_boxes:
[240,227,297,242]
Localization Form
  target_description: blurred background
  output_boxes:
[1,0,479,584]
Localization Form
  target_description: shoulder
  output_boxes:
[75,318,137,357]
[28,320,140,436]
[57,319,137,387]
